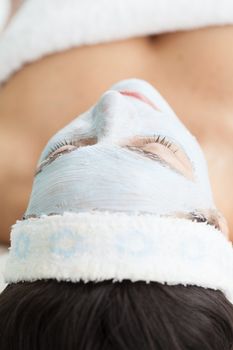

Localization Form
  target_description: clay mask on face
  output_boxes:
[25,79,216,218]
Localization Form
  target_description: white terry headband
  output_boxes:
[4,211,233,304]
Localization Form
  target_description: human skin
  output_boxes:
[0,25,233,243]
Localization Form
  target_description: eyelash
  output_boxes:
[143,135,177,153]
[190,212,208,223]
[48,139,73,155]
[48,135,177,158]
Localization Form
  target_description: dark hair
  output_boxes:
[0,279,232,350]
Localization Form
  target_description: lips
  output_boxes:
[119,90,160,111]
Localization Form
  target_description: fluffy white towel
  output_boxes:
[0,0,233,83]
[4,211,233,304]
[0,0,10,34]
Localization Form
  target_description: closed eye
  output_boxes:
[124,145,183,177]
[35,134,194,181]
[36,137,97,175]
[47,137,97,157]
[125,135,194,181]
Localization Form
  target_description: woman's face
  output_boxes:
[25,79,217,223]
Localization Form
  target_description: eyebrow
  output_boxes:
[22,211,217,230]
[188,212,221,230]
[172,210,221,232]
[125,145,187,179]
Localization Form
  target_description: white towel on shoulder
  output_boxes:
[0,0,233,83]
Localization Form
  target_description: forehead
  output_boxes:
[26,146,213,218]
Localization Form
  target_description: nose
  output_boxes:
[93,90,141,142]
